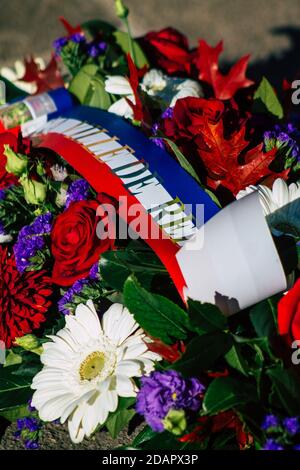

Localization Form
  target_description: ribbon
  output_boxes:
[30,105,219,298]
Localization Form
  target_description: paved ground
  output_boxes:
[1,0,300,83]
[1,0,300,451]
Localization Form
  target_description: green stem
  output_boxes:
[123,16,136,65]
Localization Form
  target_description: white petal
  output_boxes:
[38,394,75,422]
[74,301,102,339]
[68,402,87,443]
[116,375,136,397]
[105,76,133,95]
[65,315,91,345]
[108,97,134,119]
[272,178,289,208]
[116,360,142,377]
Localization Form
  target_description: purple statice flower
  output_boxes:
[162,107,174,119]
[70,33,86,44]
[89,261,100,280]
[151,123,165,149]
[283,417,300,436]
[58,278,89,315]
[24,440,39,450]
[262,414,280,431]
[27,399,36,413]
[88,45,99,58]
[264,123,300,161]
[294,445,300,450]
[0,221,5,235]
[13,213,52,270]
[136,370,205,432]
[88,41,107,58]
[0,189,5,200]
[263,439,284,450]
[66,179,90,208]
[13,212,52,273]
[52,37,68,54]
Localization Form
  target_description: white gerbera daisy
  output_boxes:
[31,300,160,443]
[237,178,300,215]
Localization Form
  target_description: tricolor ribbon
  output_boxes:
[29,105,219,299]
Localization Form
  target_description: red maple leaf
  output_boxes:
[125,54,144,122]
[20,55,64,94]
[59,16,83,36]
[196,113,286,195]
[195,40,254,100]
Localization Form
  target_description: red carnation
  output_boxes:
[278,279,300,346]
[140,27,192,76]
[0,247,53,348]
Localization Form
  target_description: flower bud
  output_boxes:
[162,409,187,436]
[4,145,27,176]
[55,185,68,208]
[36,161,45,177]
[14,334,43,354]
[20,176,47,205]
[114,0,129,19]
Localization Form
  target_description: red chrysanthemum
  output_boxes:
[0,247,53,348]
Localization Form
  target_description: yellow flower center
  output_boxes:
[172,392,177,400]
[79,351,106,381]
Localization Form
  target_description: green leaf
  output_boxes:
[162,138,201,183]
[4,350,22,368]
[132,425,157,447]
[173,332,233,376]
[267,367,300,415]
[106,409,135,439]
[188,300,227,334]
[123,276,191,344]
[253,77,284,119]
[69,65,112,109]
[250,297,278,339]
[100,247,167,291]
[113,31,149,68]
[0,404,29,422]
[266,199,300,239]
[225,343,248,376]
[203,377,258,414]
[162,138,221,207]
[0,367,32,412]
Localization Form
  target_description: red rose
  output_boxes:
[278,279,300,345]
[140,27,192,76]
[163,97,224,168]
[51,199,114,286]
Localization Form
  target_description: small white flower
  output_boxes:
[0,58,45,95]
[105,76,133,96]
[170,79,202,107]
[55,186,68,208]
[105,75,134,119]
[50,164,68,182]
[0,233,12,244]
[237,178,300,215]
[141,69,167,96]
[31,300,160,443]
